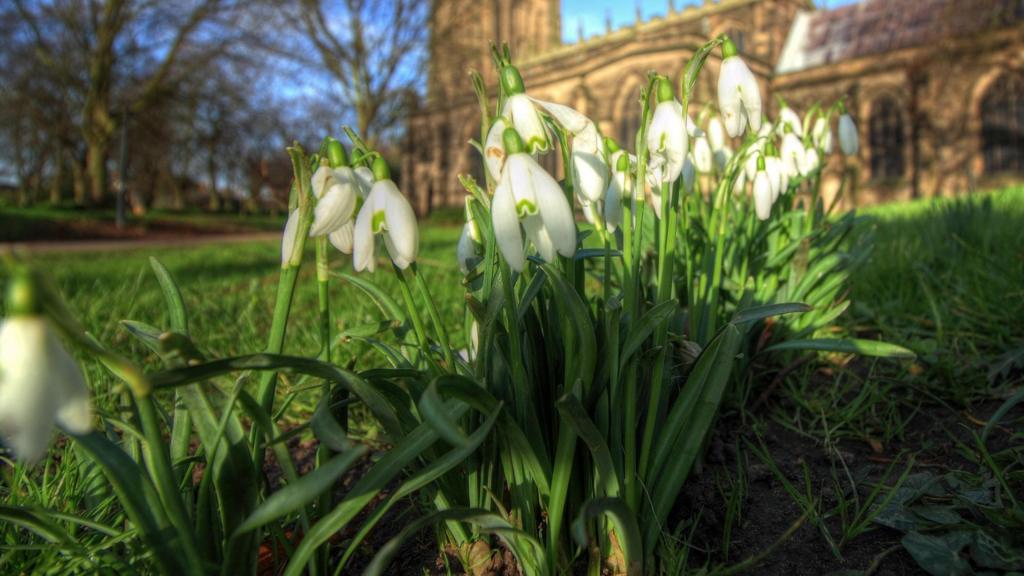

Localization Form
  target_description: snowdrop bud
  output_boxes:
[0,273,91,462]
[491,128,576,271]
[499,66,549,154]
[571,122,609,204]
[753,156,772,221]
[812,117,834,155]
[707,117,726,152]
[839,111,859,156]
[281,209,300,265]
[326,137,348,168]
[352,158,419,272]
[693,136,713,173]
[777,107,803,137]
[717,38,762,138]
[646,78,687,189]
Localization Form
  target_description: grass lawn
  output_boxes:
[3,187,1022,573]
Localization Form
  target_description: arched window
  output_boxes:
[869,96,904,180]
[981,74,1024,174]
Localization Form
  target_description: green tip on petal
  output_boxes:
[656,77,674,103]
[722,37,738,59]
[372,157,390,181]
[371,210,387,233]
[502,127,526,155]
[616,153,629,172]
[499,65,526,96]
[515,199,538,217]
[6,268,40,316]
[757,155,766,171]
[327,138,348,168]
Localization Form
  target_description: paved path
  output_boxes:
[2,232,282,254]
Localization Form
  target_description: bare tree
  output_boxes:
[295,0,429,144]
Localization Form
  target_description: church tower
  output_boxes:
[427,0,561,105]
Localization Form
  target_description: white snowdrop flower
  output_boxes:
[752,157,772,221]
[812,117,834,155]
[566,120,609,204]
[732,170,747,195]
[839,111,859,156]
[717,38,762,138]
[744,151,760,182]
[693,135,713,173]
[580,148,624,233]
[646,79,688,192]
[309,165,358,238]
[707,116,727,152]
[800,147,821,175]
[0,294,91,462]
[776,107,803,137]
[352,159,419,272]
[499,66,550,154]
[491,128,576,272]
[780,132,806,178]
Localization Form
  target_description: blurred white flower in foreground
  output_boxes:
[492,127,576,272]
[0,313,91,462]
[353,159,419,272]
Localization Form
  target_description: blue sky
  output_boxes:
[560,0,860,42]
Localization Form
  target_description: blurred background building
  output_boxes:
[405,0,1024,213]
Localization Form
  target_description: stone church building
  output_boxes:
[403,0,1024,213]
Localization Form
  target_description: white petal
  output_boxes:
[504,94,548,153]
[753,171,773,221]
[381,181,418,268]
[647,100,687,184]
[352,195,378,272]
[506,154,540,208]
[281,209,300,265]
[523,215,557,262]
[682,155,696,193]
[718,58,745,138]
[484,117,509,182]
[311,166,332,199]
[491,174,526,271]
[778,108,803,137]
[708,117,726,151]
[530,98,590,134]
[739,64,763,133]
[353,166,374,198]
[328,220,355,254]
[309,176,356,237]
[604,179,622,232]
[456,224,476,273]
[529,162,577,258]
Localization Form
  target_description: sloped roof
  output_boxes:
[777,0,1024,74]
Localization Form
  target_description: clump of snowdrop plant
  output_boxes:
[2,35,908,576]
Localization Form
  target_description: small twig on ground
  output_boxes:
[751,354,814,412]
[713,511,808,575]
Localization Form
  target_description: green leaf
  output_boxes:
[419,380,469,447]
[572,498,643,576]
[234,446,367,535]
[574,248,622,261]
[731,302,811,325]
[901,531,972,576]
[982,387,1024,442]
[120,320,165,353]
[556,393,620,497]
[763,338,916,359]
[621,299,677,365]
[310,392,353,452]
[149,257,189,334]
[336,272,407,326]
[71,431,185,575]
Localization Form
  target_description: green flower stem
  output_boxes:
[499,263,528,423]
[704,177,733,342]
[394,264,440,373]
[639,182,679,480]
[137,393,205,575]
[254,265,301,411]
[410,262,456,372]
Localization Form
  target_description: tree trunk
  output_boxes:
[86,135,109,205]
[207,153,220,211]
[49,145,64,205]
